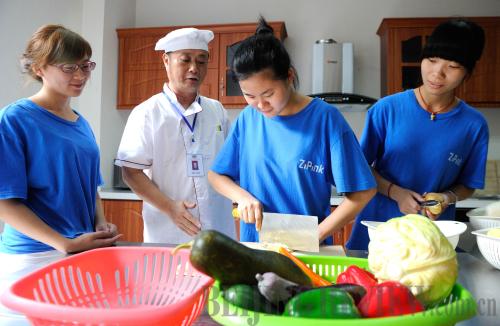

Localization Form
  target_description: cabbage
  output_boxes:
[368,214,458,307]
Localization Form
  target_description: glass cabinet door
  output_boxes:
[219,32,253,107]
[400,34,434,90]
[225,40,244,97]
[401,35,423,90]
[401,35,422,63]
[394,28,429,91]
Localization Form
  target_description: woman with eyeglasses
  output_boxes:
[0,25,121,280]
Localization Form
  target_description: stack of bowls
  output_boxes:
[361,220,467,249]
[468,203,500,269]
[471,228,500,270]
[466,207,500,230]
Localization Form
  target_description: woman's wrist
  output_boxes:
[444,190,458,205]
[387,183,395,199]
[51,235,71,254]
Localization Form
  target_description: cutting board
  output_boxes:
[294,245,346,256]
[241,242,346,256]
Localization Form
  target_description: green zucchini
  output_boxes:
[189,230,312,286]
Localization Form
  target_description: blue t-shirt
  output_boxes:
[346,90,489,250]
[0,99,103,253]
[211,98,376,243]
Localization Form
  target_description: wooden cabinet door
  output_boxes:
[332,222,354,247]
[329,206,353,246]
[117,22,287,109]
[117,28,218,109]
[199,34,220,99]
[199,68,219,99]
[456,21,500,105]
[218,32,254,108]
[379,22,433,96]
[102,199,143,242]
[390,28,427,94]
[117,29,171,109]
[217,24,287,108]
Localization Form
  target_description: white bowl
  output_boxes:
[466,207,500,230]
[360,220,384,242]
[471,228,500,270]
[361,220,467,249]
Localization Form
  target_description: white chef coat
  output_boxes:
[115,84,235,244]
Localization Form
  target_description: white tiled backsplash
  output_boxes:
[331,160,500,198]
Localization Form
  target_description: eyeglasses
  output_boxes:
[52,61,96,73]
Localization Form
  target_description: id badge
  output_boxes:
[187,154,204,177]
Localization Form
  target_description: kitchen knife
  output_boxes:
[419,200,440,207]
[259,212,320,252]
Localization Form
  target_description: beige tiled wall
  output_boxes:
[474,160,500,197]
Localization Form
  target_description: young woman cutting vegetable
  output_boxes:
[208,17,376,246]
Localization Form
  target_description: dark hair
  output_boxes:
[421,19,485,74]
[20,24,92,82]
[231,17,298,88]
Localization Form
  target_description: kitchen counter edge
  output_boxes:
[99,189,498,209]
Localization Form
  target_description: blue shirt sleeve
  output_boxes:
[0,108,27,199]
[360,103,386,166]
[330,127,376,193]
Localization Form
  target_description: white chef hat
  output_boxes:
[155,27,214,52]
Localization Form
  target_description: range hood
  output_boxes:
[311,39,377,111]
[309,92,377,111]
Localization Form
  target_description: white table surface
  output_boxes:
[2,245,498,326]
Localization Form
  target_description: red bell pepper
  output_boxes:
[357,281,425,317]
[336,265,377,291]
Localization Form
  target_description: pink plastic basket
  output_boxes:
[0,247,213,326]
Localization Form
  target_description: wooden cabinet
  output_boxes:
[117,22,287,109]
[218,32,253,106]
[102,199,143,242]
[377,17,500,107]
[117,28,169,109]
[332,222,354,246]
[329,206,354,247]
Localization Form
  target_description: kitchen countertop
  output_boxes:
[99,188,141,200]
[329,196,499,208]
[99,188,499,209]
[1,243,498,325]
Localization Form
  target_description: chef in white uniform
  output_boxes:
[115,28,235,244]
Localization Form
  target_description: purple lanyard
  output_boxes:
[163,91,201,138]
